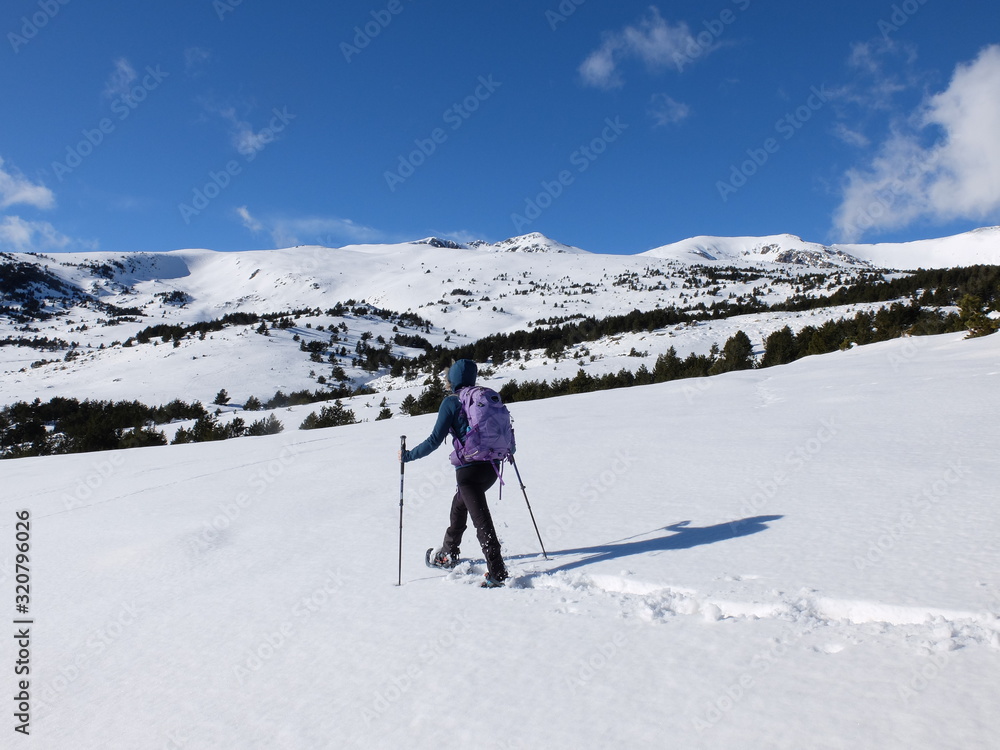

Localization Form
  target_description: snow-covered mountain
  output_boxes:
[643,226,1000,269]
[834,225,1000,269]
[1,226,998,747]
[643,233,871,269]
[1,227,997,411]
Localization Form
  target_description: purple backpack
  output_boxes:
[450,385,516,466]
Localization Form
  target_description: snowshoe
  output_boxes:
[481,573,506,589]
[425,548,460,570]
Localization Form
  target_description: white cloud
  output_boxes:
[235,209,384,248]
[833,45,1000,241]
[225,110,271,158]
[103,58,137,100]
[648,93,691,127]
[579,8,700,90]
[270,217,383,248]
[831,122,870,148]
[184,47,212,76]
[0,215,71,252]
[0,157,54,210]
[839,39,919,111]
[236,205,263,233]
[205,103,283,159]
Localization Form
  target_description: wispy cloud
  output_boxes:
[103,57,137,100]
[236,205,263,233]
[0,215,71,252]
[833,44,1000,241]
[218,106,271,158]
[831,122,870,148]
[837,39,921,111]
[579,8,703,90]
[0,157,54,209]
[236,207,385,248]
[648,93,691,127]
[200,98,286,159]
[184,47,212,77]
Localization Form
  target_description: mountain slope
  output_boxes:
[834,226,1000,269]
[642,233,871,269]
[4,331,999,749]
[2,227,997,412]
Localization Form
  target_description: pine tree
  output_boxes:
[247,414,284,436]
[399,394,418,416]
[414,378,447,414]
[958,294,999,338]
[300,401,358,430]
[760,326,796,368]
[709,331,754,375]
[119,426,167,449]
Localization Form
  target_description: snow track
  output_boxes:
[504,569,1000,651]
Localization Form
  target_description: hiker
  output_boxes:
[399,359,509,587]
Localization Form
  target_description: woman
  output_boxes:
[400,359,509,588]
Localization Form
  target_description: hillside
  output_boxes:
[0,228,997,457]
[3,330,998,748]
[3,228,988,410]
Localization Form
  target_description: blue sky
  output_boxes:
[2,0,999,255]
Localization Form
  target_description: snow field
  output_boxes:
[1,331,998,748]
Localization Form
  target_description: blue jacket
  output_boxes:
[401,360,477,464]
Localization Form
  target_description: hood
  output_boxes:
[448,359,478,391]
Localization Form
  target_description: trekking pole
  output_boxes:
[510,456,548,560]
[397,436,406,586]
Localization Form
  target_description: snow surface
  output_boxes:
[834,226,1000,270]
[2,330,999,749]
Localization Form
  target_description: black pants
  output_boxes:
[443,462,507,581]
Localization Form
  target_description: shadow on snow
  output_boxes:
[533,515,785,574]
